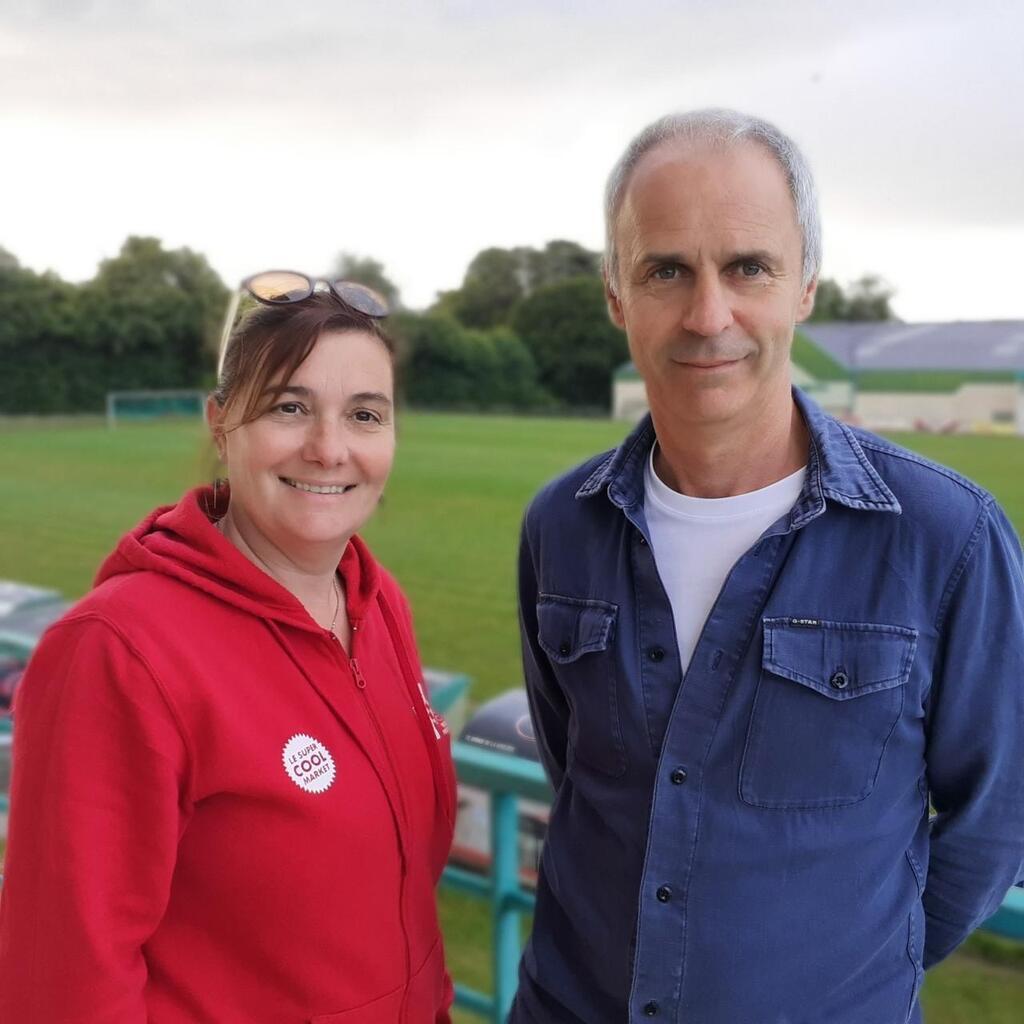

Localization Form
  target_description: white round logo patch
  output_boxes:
[282,733,336,794]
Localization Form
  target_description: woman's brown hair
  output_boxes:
[211,292,395,432]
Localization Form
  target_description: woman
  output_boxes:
[0,275,457,1022]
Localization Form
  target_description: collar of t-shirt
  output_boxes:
[643,445,806,674]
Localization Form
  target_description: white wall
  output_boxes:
[855,383,1017,433]
[613,379,649,422]
[613,370,854,422]
[613,375,1020,435]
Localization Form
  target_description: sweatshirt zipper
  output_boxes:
[330,629,414,1016]
[350,655,367,689]
[347,655,409,820]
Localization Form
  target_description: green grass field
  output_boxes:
[2,412,1023,1021]
[0,413,631,703]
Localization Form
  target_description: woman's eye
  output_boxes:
[273,402,305,416]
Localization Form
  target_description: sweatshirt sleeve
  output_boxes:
[922,499,1024,967]
[0,612,191,1023]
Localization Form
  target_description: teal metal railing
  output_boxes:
[441,740,552,1022]
[984,885,1024,941]
[3,666,1023,1006]
[436,733,1024,1021]
[0,717,11,816]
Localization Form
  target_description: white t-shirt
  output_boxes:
[643,446,806,674]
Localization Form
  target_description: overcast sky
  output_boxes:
[2,0,1022,321]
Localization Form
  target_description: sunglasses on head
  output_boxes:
[216,270,390,377]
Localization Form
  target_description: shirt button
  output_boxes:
[670,767,688,785]
[559,641,571,656]
[638,534,648,546]
[643,1000,659,1016]
[830,669,849,690]
[656,885,673,903]
[648,646,665,662]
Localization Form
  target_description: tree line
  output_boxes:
[0,239,893,415]
[0,239,227,415]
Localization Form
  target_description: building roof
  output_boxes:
[614,322,1024,386]
[800,322,1024,372]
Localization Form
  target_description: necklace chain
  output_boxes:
[213,513,341,635]
[327,573,341,636]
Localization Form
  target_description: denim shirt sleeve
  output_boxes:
[518,507,570,792]
[923,498,1024,967]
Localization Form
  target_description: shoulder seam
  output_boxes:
[49,611,197,796]
[935,497,996,633]
[856,436,989,501]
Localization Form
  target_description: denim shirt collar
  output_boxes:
[575,387,901,531]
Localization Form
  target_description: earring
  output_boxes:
[213,474,230,497]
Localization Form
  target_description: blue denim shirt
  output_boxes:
[511,390,1024,1024]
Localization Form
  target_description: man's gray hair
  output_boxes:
[604,108,822,290]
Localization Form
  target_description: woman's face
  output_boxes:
[218,329,395,560]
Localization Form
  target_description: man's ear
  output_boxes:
[604,268,626,330]
[206,396,227,463]
[796,276,818,324]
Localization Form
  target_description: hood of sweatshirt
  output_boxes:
[95,485,381,631]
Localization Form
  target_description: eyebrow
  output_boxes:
[261,385,392,407]
[262,385,313,398]
[639,251,686,268]
[349,391,393,407]
[639,248,781,268]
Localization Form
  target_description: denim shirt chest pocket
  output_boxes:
[536,594,626,777]
[740,617,918,809]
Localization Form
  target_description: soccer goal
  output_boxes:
[105,389,206,429]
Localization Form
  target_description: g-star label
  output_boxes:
[790,618,821,628]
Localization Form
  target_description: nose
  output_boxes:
[681,272,734,337]
[303,417,351,467]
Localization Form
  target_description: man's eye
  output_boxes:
[739,261,765,278]
[353,409,383,424]
[653,266,679,281]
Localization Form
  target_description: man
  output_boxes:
[511,109,1024,1024]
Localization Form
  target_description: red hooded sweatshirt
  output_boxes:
[0,486,457,1023]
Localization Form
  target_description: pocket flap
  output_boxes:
[537,594,617,664]
[762,617,917,700]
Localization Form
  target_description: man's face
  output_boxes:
[606,140,816,430]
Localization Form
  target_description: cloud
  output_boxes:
[1,0,1021,315]
[5,1,1010,117]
